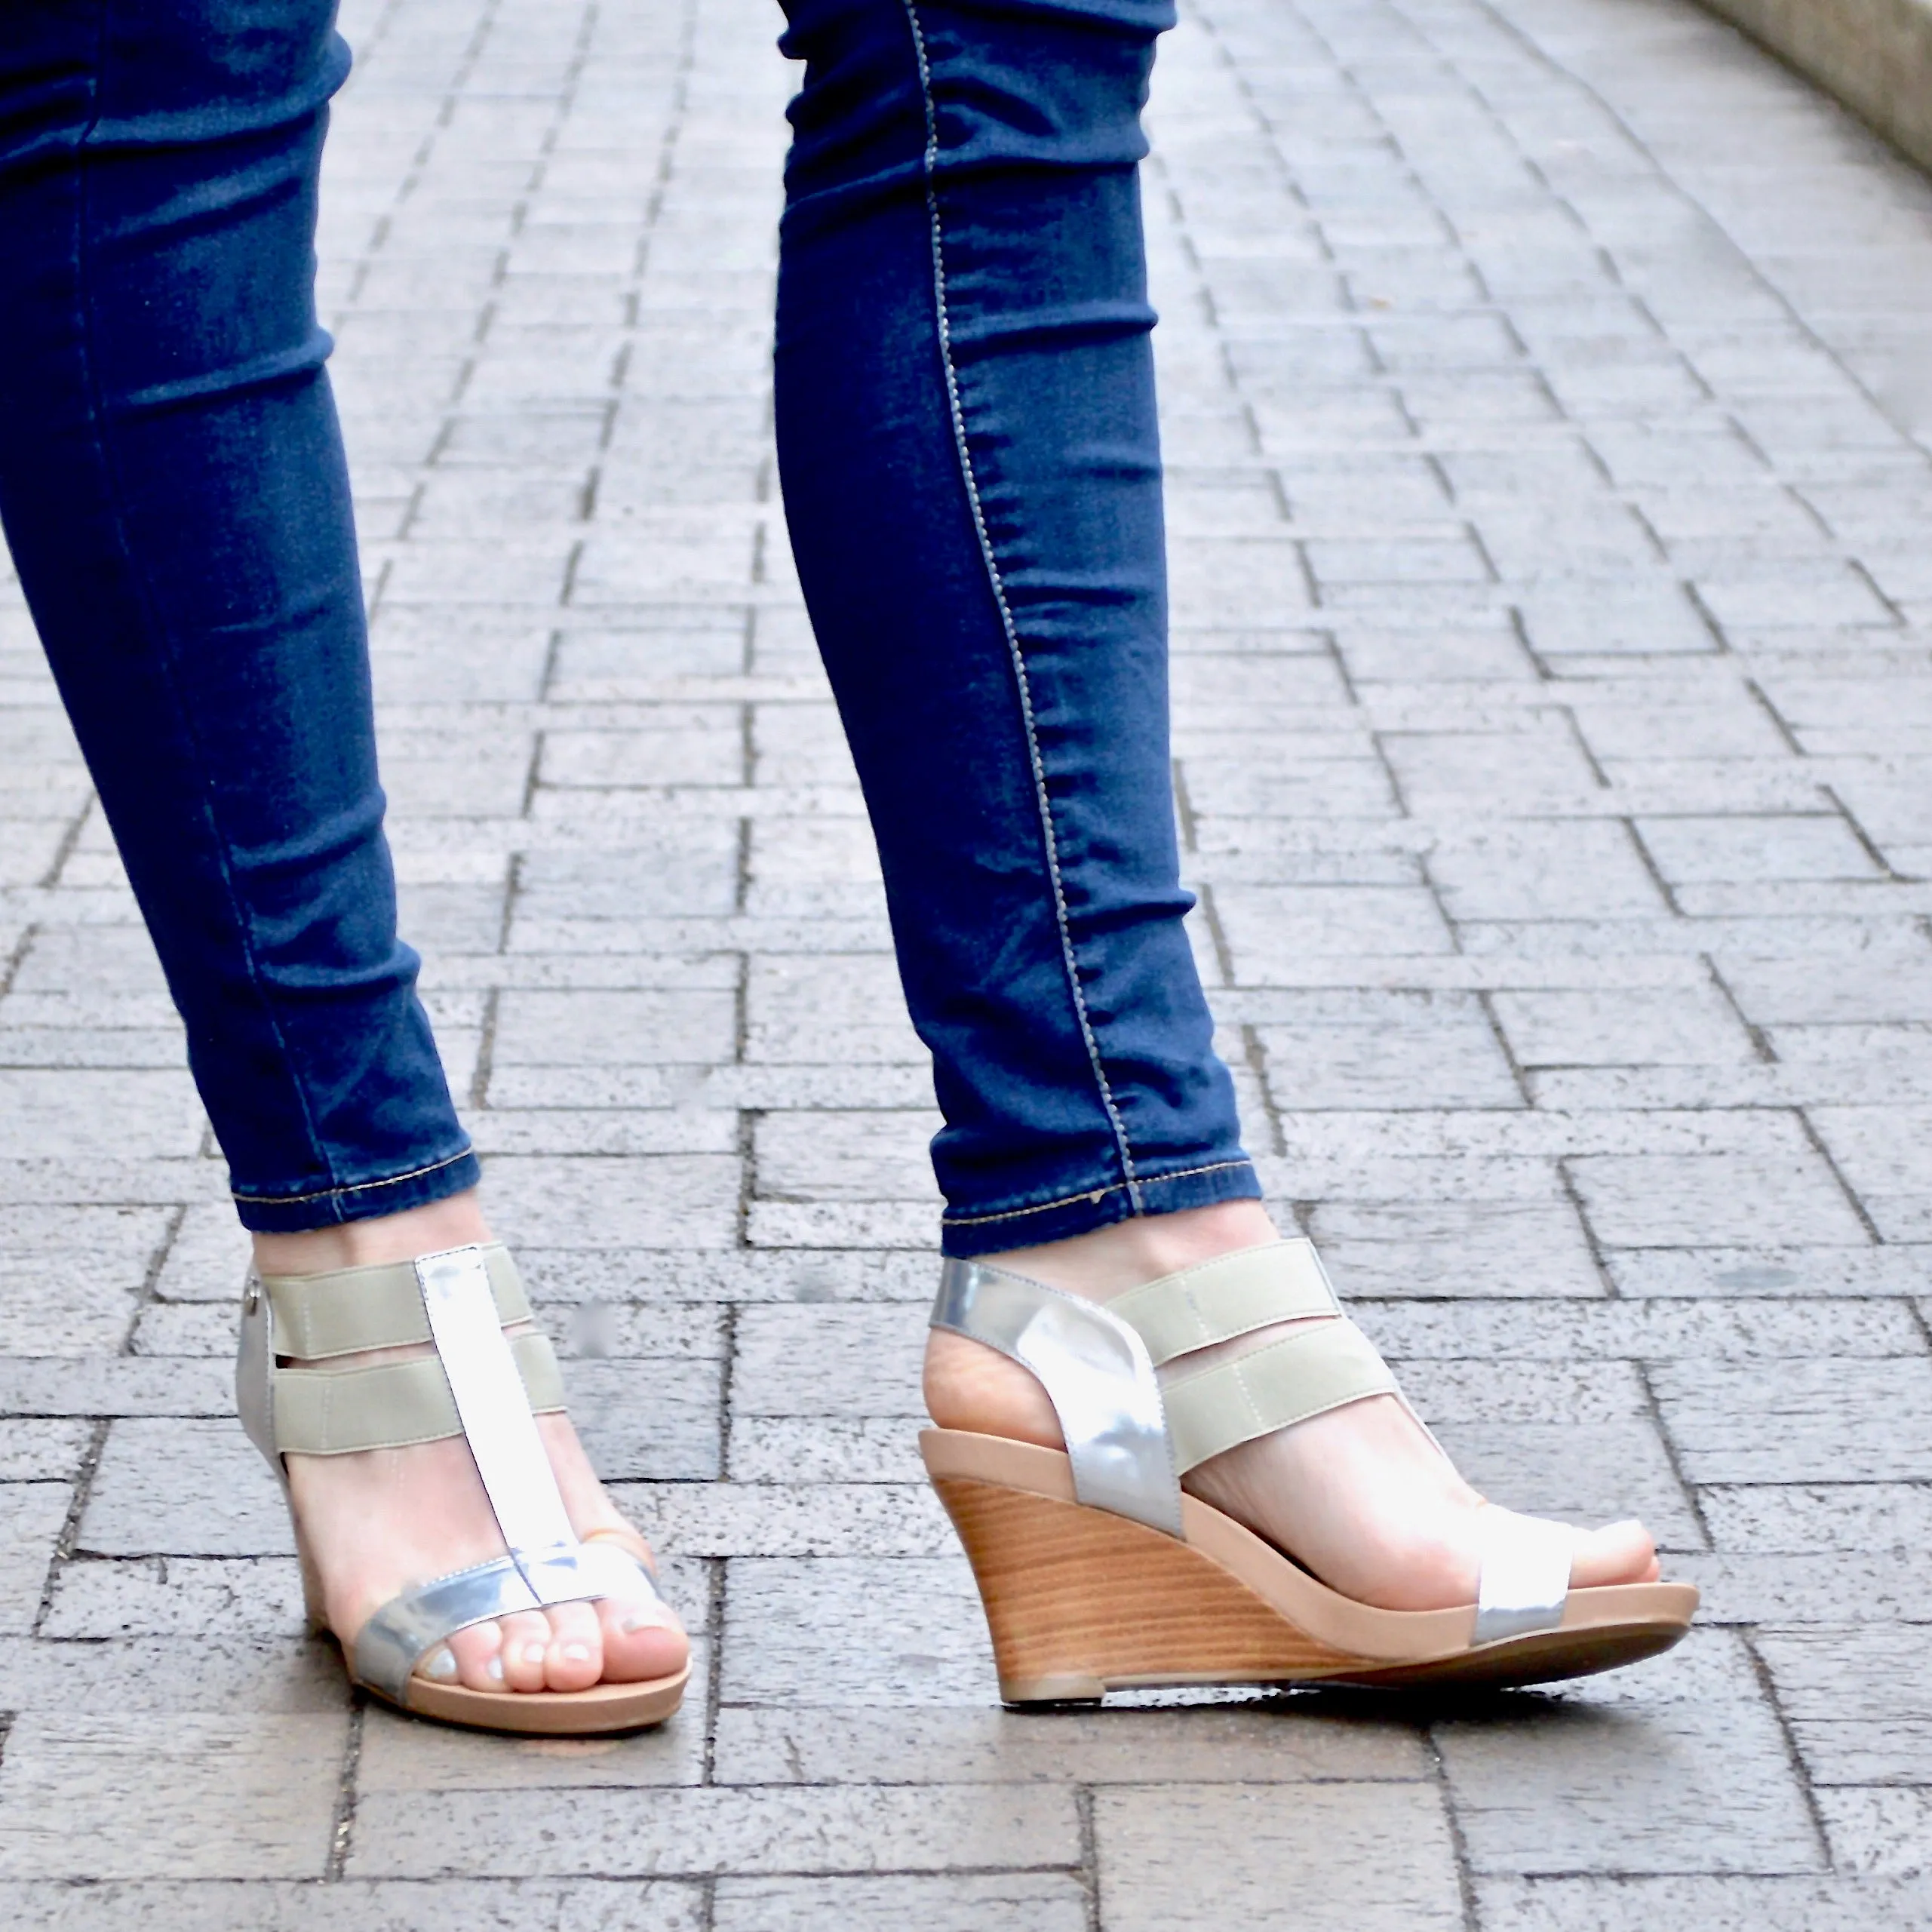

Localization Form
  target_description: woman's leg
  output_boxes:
[0,0,681,1692]
[772,0,1654,1603]
[775,0,1258,1252]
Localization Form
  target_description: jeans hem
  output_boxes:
[938,1156,1261,1259]
[231,1145,481,1233]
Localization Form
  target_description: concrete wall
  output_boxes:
[1697,0,1932,174]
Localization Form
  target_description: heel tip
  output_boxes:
[1000,1673,1106,1706]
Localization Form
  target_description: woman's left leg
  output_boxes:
[771,0,1657,1611]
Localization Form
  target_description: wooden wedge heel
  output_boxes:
[238,1242,689,1734]
[926,1240,1696,1703]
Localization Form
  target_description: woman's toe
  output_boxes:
[1571,1517,1658,1588]
[543,1599,604,1691]
[597,1590,687,1684]
[445,1619,507,1692]
[497,1609,554,1692]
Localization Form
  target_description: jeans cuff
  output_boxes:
[938,1156,1262,1259]
[231,1145,482,1233]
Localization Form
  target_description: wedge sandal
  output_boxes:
[925,1239,1697,1703]
[237,1241,689,1734]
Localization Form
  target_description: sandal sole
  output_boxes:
[926,1429,1695,1702]
[382,1660,691,1734]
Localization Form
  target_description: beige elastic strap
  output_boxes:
[260,1244,529,1359]
[1163,1316,1396,1474]
[272,1331,564,1455]
[1104,1239,1339,1368]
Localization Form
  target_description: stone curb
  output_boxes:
[1697,0,1932,174]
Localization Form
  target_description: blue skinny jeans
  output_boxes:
[0,0,1260,1252]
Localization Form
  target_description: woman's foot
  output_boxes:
[256,1193,688,1695]
[923,1201,1660,1613]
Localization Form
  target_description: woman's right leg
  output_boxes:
[0,0,681,1700]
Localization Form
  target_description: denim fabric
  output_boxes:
[775,0,1260,1254]
[0,1,477,1230]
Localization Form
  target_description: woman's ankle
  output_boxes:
[976,1198,1280,1301]
[250,1189,493,1278]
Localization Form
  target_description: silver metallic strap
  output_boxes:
[354,1539,662,1702]
[260,1245,529,1359]
[1104,1240,1340,1366]
[416,1245,579,1562]
[1473,1507,1574,1644]
[270,1331,564,1454]
[932,1258,1184,1537]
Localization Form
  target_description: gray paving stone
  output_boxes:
[1648,1357,1932,1482]
[1475,1875,1932,1930]
[1359,1293,1921,1360]
[1435,1682,1824,1875]
[1816,1788,1932,1875]
[0,1713,346,1879]
[0,1420,93,1481]
[1488,985,1758,1067]
[1430,823,1672,922]
[1755,1627,1932,1783]
[348,1783,1080,1879]
[1671,1547,1932,1624]
[726,1414,923,1483]
[1565,1144,1873,1249]
[1309,1199,1606,1299]
[0,1483,69,1633]
[711,1700,1431,1786]
[0,1205,170,1353]
[42,1556,306,1639]
[81,1420,292,1557]
[720,1554,990,1709]
[732,1304,924,1418]
[0,1880,703,1932]
[1700,1481,1932,1553]
[618,1479,950,1559]
[1256,991,1525,1110]
[1095,1783,1464,1930]
[484,1153,742,1250]
[713,1875,1088,1932]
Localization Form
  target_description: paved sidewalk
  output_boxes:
[2,0,1931,1921]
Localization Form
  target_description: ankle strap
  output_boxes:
[272,1331,564,1453]
[258,1243,528,1359]
[1103,1240,1338,1366]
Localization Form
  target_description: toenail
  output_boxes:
[522,1642,548,1666]
[562,1643,591,1663]
[486,1656,504,1683]
[422,1646,457,1681]
[620,1601,681,1636]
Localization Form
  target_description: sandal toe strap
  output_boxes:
[1473,1507,1573,1644]
[355,1542,663,1701]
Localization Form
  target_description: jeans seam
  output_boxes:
[71,8,339,1194]
[898,0,1143,1211]
[941,1158,1254,1226]
[232,1144,475,1207]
